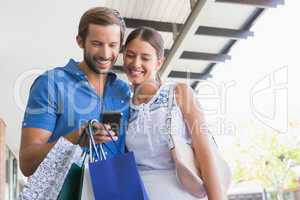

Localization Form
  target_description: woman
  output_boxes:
[123,26,223,200]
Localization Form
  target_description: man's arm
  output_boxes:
[20,125,82,177]
[20,123,116,177]
[19,128,56,177]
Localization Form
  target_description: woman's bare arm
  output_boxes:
[175,83,224,200]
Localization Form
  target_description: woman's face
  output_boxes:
[123,38,163,86]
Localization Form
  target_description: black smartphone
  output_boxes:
[102,112,122,135]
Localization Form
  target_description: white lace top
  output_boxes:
[126,83,192,170]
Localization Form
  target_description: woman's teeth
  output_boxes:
[130,69,144,75]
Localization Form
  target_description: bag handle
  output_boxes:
[86,119,122,162]
[86,120,101,162]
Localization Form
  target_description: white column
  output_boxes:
[0,118,6,200]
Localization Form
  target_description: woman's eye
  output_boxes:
[142,57,150,61]
[126,54,135,58]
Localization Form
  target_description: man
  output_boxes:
[19,7,130,177]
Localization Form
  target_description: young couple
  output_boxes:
[20,7,223,200]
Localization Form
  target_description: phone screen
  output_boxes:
[102,112,122,135]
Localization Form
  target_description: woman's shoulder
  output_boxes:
[163,82,193,94]
[174,82,191,92]
[172,83,195,100]
[168,82,199,112]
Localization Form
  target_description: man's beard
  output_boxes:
[84,51,115,74]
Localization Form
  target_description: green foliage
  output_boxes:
[225,124,300,191]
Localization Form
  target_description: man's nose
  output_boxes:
[99,45,111,60]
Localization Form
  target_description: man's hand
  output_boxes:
[20,121,117,177]
[75,122,118,147]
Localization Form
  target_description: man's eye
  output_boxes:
[92,43,101,47]
[110,43,118,48]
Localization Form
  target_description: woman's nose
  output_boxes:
[132,57,141,67]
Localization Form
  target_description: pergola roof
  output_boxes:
[107,0,284,87]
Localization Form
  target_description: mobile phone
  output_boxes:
[102,112,122,135]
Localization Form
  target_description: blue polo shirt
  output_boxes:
[22,59,130,156]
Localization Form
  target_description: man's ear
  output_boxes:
[76,35,84,49]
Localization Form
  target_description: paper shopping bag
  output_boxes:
[19,137,82,200]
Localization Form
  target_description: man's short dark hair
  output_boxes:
[78,7,126,46]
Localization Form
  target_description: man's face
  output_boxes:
[79,24,121,74]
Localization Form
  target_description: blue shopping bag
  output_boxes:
[86,120,149,200]
[89,152,148,200]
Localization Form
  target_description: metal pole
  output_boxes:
[0,118,6,200]
[159,0,208,80]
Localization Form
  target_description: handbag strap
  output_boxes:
[166,84,176,149]
[166,84,218,148]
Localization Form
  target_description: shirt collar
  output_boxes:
[64,59,117,83]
